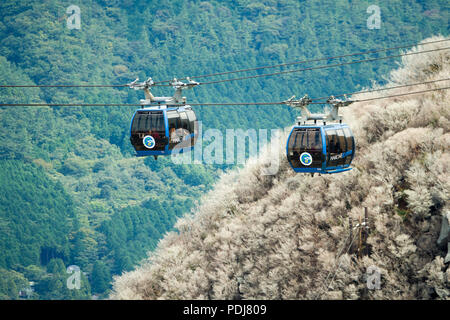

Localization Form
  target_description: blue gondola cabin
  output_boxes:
[130,105,198,158]
[286,123,355,174]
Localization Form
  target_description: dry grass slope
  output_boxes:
[111,36,450,300]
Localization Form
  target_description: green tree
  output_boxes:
[46,259,66,275]
[91,261,111,294]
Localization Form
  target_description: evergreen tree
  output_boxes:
[91,261,111,294]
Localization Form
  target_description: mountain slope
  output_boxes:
[111,37,450,300]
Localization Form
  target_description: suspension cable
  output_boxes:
[354,86,450,103]
[311,78,450,101]
[1,40,448,89]
[0,83,448,107]
[154,83,450,105]
[0,84,129,88]
[197,47,450,85]
[0,103,142,106]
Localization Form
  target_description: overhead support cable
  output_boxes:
[153,38,450,84]
[1,83,448,107]
[310,78,450,101]
[1,39,448,89]
[0,84,129,88]
[196,47,450,85]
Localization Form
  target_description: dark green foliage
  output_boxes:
[0,268,28,300]
[0,160,75,269]
[34,259,91,300]
[99,200,176,276]
[91,261,110,294]
[46,259,66,275]
[0,161,92,299]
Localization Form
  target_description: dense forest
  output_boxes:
[0,0,448,299]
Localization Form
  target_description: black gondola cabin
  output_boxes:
[130,105,198,157]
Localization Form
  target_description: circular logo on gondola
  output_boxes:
[143,135,155,149]
[300,152,313,166]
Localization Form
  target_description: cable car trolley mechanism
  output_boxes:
[284,94,355,174]
[128,77,200,159]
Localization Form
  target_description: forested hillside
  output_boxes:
[111,39,450,300]
[0,0,448,299]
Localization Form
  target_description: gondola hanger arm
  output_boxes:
[326,95,355,122]
[127,76,199,106]
[169,77,200,104]
[283,94,355,124]
[283,94,322,123]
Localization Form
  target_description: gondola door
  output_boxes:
[287,127,324,172]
